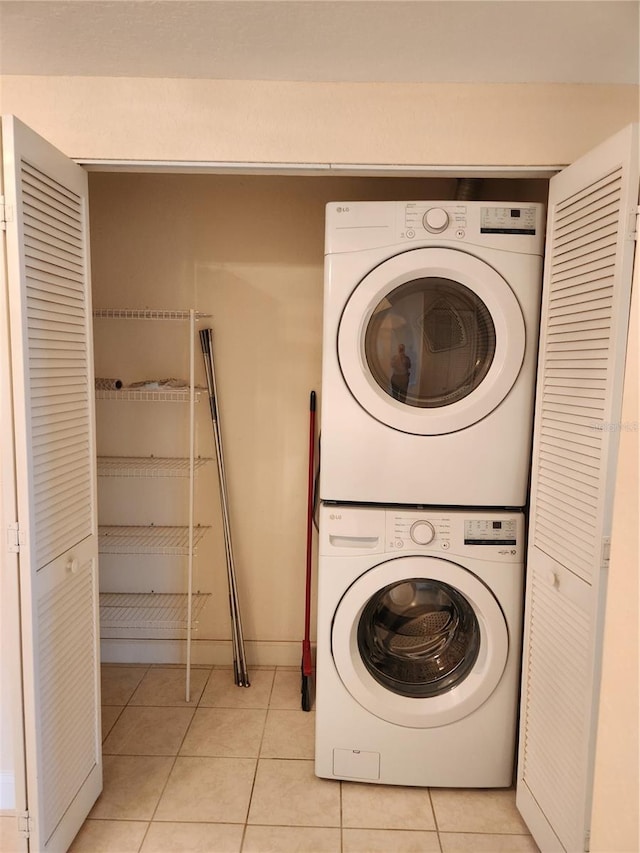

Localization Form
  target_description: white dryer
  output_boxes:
[320,200,544,507]
[315,504,525,788]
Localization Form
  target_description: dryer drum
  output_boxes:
[420,299,467,353]
[364,277,497,409]
[357,579,481,697]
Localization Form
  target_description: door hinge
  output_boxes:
[16,810,32,839]
[632,205,640,241]
[0,195,13,231]
[7,522,21,553]
[601,536,611,571]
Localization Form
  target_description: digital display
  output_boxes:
[480,206,536,235]
[464,518,517,546]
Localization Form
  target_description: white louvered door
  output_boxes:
[2,115,102,851]
[517,124,639,852]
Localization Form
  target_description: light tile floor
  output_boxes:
[70,664,540,853]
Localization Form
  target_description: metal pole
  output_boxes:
[199,328,250,687]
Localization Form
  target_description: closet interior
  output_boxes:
[88,171,549,690]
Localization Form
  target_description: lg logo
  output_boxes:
[336,206,350,214]
[329,513,342,520]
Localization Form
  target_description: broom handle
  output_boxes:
[304,391,316,641]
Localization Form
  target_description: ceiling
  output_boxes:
[0,0,638,84]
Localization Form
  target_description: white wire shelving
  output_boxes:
[97,456,213,478]
[94,387,202,402]
[93,308,211,321]
[94,307,211,699]
[98,524,210,555]
[99,592,211,634]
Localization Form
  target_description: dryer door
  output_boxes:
[338,247,525,435]
[332,555,509,728]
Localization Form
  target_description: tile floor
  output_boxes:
[70,664,540,853]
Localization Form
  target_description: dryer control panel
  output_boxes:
[403,202,541,247]
[324,200,545,255]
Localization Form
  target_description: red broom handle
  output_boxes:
[303,391,316,667]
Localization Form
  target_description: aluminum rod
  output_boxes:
[200,328,250,686]
[199,338,241,678]
[202,336,245,684]
[201,337,241,678]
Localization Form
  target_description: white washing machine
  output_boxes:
[320,200,544,507]
[315,503,525,788]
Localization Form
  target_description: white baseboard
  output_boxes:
[100,638,305,667]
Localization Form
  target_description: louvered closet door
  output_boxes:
[2,115,102,852]
[517,124,638,853]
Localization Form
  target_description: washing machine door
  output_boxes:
[338,247,525,435]
[331,555,509,728]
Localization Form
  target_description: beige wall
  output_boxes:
[0,77,637,166]
[590,253,639,853]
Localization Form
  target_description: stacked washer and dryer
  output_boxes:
[315,201,544,787]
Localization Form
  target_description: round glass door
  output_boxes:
[365,277,496,408]
[338,248,526,435]
[357,578,480,698]
[332,556,508,728]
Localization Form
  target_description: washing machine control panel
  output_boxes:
[464,518,518,546]
[388,513,451,551]
[319,505,524,560]
[385,510,524,559]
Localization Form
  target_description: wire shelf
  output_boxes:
[93,309,211,321]
[95,388,203,402]
[99,592,211,631]
[97,456,214,478]
[98,525,210,555]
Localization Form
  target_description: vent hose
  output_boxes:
[455,178,483,201]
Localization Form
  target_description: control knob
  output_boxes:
[410,520,435,545]
[423,208,450,233]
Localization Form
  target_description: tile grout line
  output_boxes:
[130,664,196,852]
[339,778,344,853]
[239,666,276,851]
[133,664,214,851]
[99,664,154,853]
[428,788,445,853]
